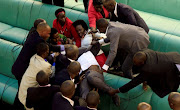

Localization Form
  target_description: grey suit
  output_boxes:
[104,22,150,78]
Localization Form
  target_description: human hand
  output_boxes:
[91,40,98,45]
[79,74,85,82]
[108,89,119,96]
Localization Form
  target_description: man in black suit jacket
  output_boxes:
[103,0,149,33]
[75,91,100,110]
[109,49,180,98]
[26,70,60,110]
[12,23,65,85]
[52,80,75,110]
[54,61,81,86]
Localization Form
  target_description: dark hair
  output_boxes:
[34,18,45,28]
[36,42,49,56]
[50,28,58,39]
[55,8,65,17]
[93,0,103,5]
[36,70,49,86]
[72,20,88,31]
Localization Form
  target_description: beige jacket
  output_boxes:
[18,54,51,106]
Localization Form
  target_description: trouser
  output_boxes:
[42,0,64,7]
[121,53,134,79]
[83,0,89,13]
[80,70,112,99]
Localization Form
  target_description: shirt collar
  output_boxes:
[68,58,75,62]
[87,106,97,110]
[114,2,118,17]
[61,95,74,106]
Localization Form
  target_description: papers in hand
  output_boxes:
[77,51,99,72]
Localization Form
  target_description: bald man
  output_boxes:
[12,22,66,85]
[137,102,152,110]
[54,61,81,86]
[75,91,100,110]
[103,0,149,33]
[52,80,75,110]
[109,49,180,98]
[94,18,150,79]
[168,92,180,110]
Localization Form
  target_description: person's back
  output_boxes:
[18,43,52,107]
[52,80,75,110]
[168,92,180,110]
[26,70,60,110]
[137,102,152,110]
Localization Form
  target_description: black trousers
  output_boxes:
[42,0,64,7]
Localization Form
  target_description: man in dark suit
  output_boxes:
[95,18,150,79]
[109,49,180,98]
[12,23,66,85]
[54,61,81,86]
[26,70,60,110]
[103,0,149,33]
[52,80,75,110]
[75,91,100,110]
[55,45,79,73]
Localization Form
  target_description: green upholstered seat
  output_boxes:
[0,28,29,45]
[0,38,22,79]
[0,22,13,34]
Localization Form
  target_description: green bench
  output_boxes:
[0,0,180,110]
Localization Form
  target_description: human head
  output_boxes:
[137,102,152,110]
[36,70,49,86]
[36,22,51,41]
[93,0,103,12]
[49,28,60,45]
[168,92,180,110]
[60,80,75,99]
[73,20,88,38]
[96,18,109,33]
[65,44,79,60]
[34,18,46,28]
[133,51,147,66]
[36,42,49,59]
[67,61,81,79]
[55,8,66,25]
[86,91,100,108]
[103,0,116,12]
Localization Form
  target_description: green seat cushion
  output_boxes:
[0,74,9,100]
[1,78,18,105]
[64,0,85,12]
[98,73,153,110]
[0,22,13,34]
[0,38,22,78]
[0,27,29,44]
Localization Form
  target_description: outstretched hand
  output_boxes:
[108,89,120,96]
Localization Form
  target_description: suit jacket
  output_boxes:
[119,49,180,98]
[12,30,62,82]
[110,3,149,33]
[52,92,74,110]
[26,85,60,110]
[104,22,150,67]
[55,54,71,73]
[54,69,71,86]
[18,54,52,106]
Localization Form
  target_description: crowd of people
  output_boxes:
[11,0,180,109]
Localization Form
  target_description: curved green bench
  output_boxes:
[0,0,88,45]
[0,0,180,109]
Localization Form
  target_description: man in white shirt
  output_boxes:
[77,46,120,106]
